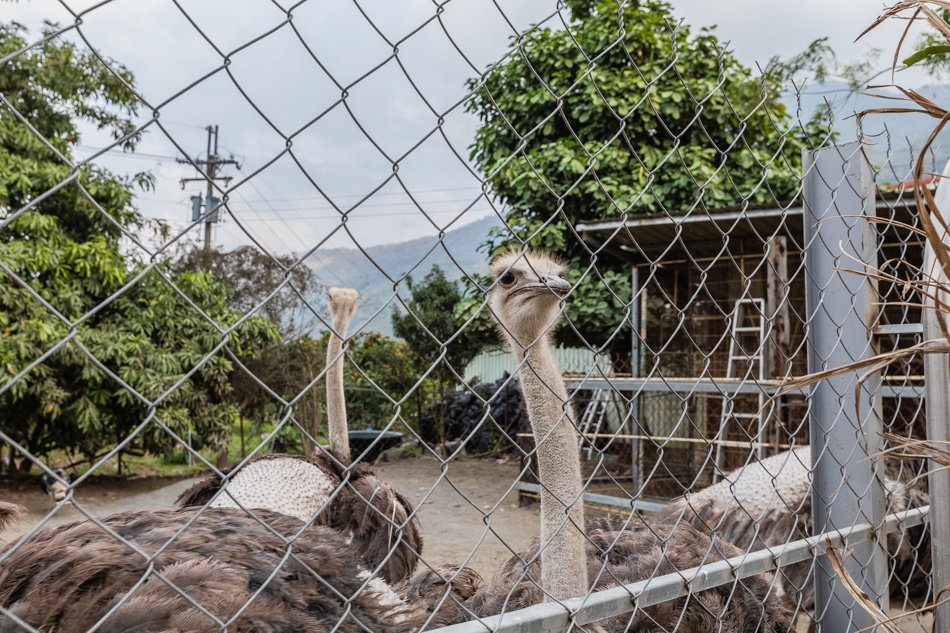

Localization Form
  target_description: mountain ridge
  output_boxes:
[307,214,502,335]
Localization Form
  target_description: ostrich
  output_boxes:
[0,501,20,533]
[0,506,446,632]
[177,287,422,586]
[415,250,790,631]
[659,446,931,608]
[325,286,357,458]
[41,467,70,505]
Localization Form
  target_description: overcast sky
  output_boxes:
[1,0,933,259]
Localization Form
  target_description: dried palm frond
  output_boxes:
[826,545,950,633]
[783,0,950,397]
[803,3,950,630]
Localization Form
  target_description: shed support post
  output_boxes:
[802,141,888,632]
[765,235,790,456]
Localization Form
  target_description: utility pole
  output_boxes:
[179,125,239,254]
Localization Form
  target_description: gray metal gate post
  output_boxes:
[923,159,950,633]
[802,141,889,632]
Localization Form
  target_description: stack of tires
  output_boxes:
[419,373,525,453]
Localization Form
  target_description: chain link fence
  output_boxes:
[0,1,945,632]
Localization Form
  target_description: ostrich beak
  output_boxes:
[509,274,572,300]
[539,274,571,298]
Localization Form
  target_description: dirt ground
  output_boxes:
[0,456,537,578]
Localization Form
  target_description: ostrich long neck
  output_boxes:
[513,335,588,601]
[326,306,352,460]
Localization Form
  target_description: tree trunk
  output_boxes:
[216,447,229,468]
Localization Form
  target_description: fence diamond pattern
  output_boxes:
[0,2,942,633]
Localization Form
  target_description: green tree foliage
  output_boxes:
[176,246,322,338]
[392,266,481,378]
[392,266,483,441]
[907,8,950,75]
[345,332,423,431]
[465,0,827,364]
[233,332,424,452]
[0,24,276,471]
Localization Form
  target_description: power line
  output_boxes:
[151,206,495,223]
[223,196,489,214]
[74,146,181,161]
[231,185,486,205]
[229,167,310,254]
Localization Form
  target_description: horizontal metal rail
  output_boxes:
[513,481,666,514]
[876,323,923,336]
[563,376,796,395]
[516,431,796,450]
[429,505,930,633]
[564,376,924,399]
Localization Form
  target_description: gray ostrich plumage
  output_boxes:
[0,507,442,632]
[409,250,791,632]
[410,515,790,632]
[659,446,931,608]
[0,502,20,533]
[176,287,422,587]
[176,452,422,587]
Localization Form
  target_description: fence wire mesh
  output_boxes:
[0,1,944,632]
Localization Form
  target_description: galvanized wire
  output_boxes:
[0,2,943,632]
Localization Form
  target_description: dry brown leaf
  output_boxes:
[824,546,904,633]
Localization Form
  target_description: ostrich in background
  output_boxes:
[659,446,931,609]
[0,506,447,632]
[41,467,70,506]
[412,250,790,632]
[177,286,422,586]
[324,286,356,459]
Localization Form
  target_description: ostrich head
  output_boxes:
[328,287,359,326]
[41,468,70,504]
[488,250,571,348]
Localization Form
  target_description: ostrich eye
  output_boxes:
[499,272,516,286]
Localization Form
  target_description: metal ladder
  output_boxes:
[578,388,614,460]
[712,297,767,482]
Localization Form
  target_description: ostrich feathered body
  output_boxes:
[413,515,790,632]
[666,447,813,550]
[660,447,931,607]
[0,502,20,534]
[176,452,422,586]
[0,507,438,632]
[184,453,340,520]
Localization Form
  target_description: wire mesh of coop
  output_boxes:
[0,1,944,633]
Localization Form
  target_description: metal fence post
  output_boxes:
[923,158,950,633]
[802,141,889,632]
[630,264,641,491]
